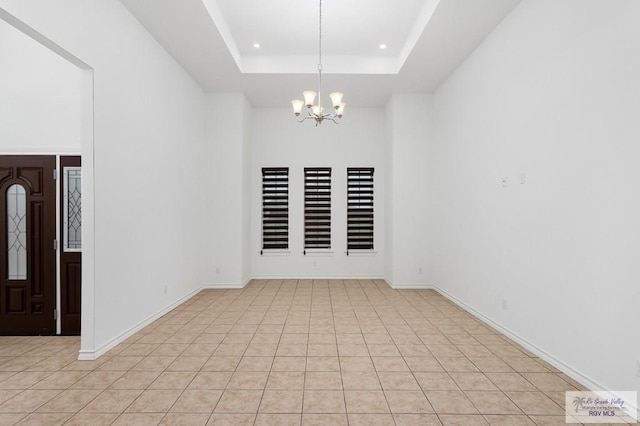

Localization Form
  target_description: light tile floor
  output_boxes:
[0,279,598,425]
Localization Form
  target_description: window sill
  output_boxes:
[303,250,334,256]
[346,250,378,257]
[261,250,291,256]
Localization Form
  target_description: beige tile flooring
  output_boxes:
[0,279,595,425]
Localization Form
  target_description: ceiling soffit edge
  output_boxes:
[201,0,441,75]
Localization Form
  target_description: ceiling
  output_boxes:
[217,0,428,57]
[119,0,521,107]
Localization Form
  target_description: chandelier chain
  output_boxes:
[318,0,322,69]
[318,0,323,104]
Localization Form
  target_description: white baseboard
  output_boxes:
[77,286,202,361]
[384,279,434,290]
[429,286,639,419]
[201,282,247,289]
[77,349,97,361]
[200,275,252,289]
[252,274,384,280]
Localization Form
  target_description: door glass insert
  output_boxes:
[63,167,81,251]
[7,184,27,280]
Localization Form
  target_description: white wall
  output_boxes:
[0,0,207,357]
[0,19,81,153]
[250,108,385,278]
[204,93,251,286]
[430,0,640,394]
[385,94,433,287]
[242,97,252,283]
[384,102,395,283]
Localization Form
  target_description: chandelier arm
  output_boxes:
[296,115,316,123]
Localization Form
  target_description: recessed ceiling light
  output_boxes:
[253,43,260,49]
[379,44,387,50]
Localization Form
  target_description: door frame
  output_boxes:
[0,154,80,335]
[0,8,95,353]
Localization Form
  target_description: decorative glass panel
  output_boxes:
[63,167,82,251]
[7,184,27,280]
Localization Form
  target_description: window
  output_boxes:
[347,168,374,251]
[261,167,289,251]
[7,184,27,280]
[304,167,331,251]
[63,166,82,251]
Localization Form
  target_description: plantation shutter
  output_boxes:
[304,168,332,250]
[347,168,374,251]
[261,167,289,251]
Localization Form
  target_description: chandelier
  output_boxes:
[291,0,345,125]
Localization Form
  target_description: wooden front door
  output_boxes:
[60,156,81,335]
[0,156,56,335]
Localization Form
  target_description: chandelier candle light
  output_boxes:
[291,0,345,125]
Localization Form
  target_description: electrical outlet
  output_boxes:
[418,267,423,275]
[163,285,168,295]
[312,261,317,267]
[215,267,220,274]
[520,172,526,184]
[501,299,508,310]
